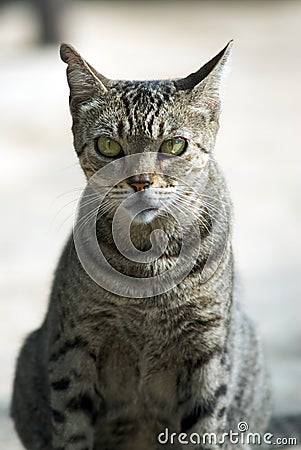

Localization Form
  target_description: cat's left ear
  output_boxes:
[174,40,233,105]
[60,43,109,109]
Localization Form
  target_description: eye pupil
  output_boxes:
[160,137,187,156]
[95,137,122,157]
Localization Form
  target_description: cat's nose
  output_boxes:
[127,175,151,192]
[128,181,150,192]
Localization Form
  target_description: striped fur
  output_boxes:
[11,43,275,450]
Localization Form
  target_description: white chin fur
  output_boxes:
[131,209,159,225]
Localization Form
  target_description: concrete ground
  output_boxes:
[0,1,300,448]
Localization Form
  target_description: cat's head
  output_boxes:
[60,42,232,224]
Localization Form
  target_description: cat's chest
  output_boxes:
[88,300,221,417]
[97,319,180,411]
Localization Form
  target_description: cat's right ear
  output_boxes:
[60,43,108,108]
[174,41,233,92]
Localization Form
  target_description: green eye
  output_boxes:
[160,137,187,156]
[95,137,123,157]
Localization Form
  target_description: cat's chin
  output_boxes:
[131,209,159,225]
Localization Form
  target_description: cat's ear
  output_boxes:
[174,40,233,101]
[60,43,109,107]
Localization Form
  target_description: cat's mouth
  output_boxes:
[125,200,161,224]
[116,191,163,224]
[132,208,160,225]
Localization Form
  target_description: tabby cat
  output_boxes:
[12,42,274,450]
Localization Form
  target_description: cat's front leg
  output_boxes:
[48,337,101,450]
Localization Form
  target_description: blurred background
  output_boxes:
[0,0,300,448]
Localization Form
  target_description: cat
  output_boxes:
[11,41,277,450]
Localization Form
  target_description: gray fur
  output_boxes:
[11,42,275,450]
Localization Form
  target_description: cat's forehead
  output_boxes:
[83,79,207,141]
[110,79,177,102]
[95,79,181,139]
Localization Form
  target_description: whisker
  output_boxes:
[175,189,225,218]
[74,206,102,239]
[53,193,104,233]
[73,196,115,237]
[52,187,85,201]
[54,193,101,217]
[169,197,213,236]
